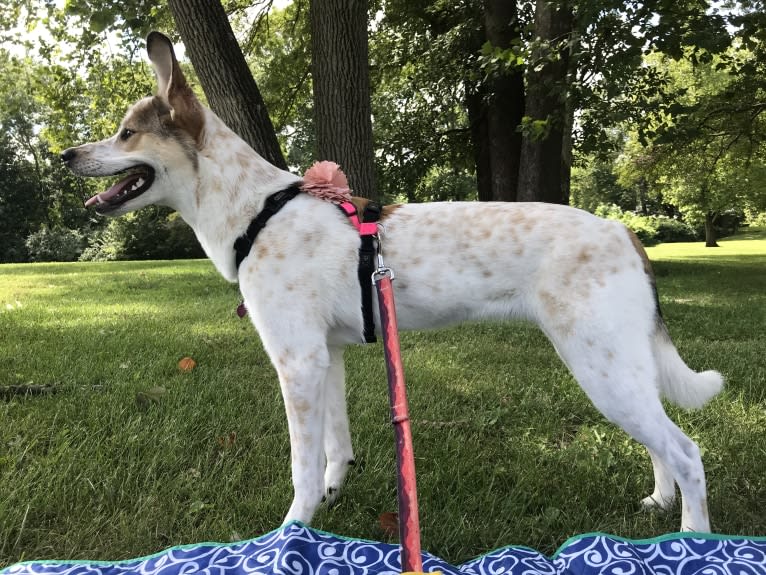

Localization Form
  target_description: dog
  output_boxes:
[61,32,723,533]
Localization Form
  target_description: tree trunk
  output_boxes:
[560,95,573,206]
[466,86,493,202]
[483,0,525,202]
[705,211,719,247]
[638,177,648,214]
[517,0,573,204]
[166,0,287,169]
[559,23,580,206]
[310,0,376,199]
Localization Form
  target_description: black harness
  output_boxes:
[355,201,382,343]
[234,185,381,344]
[233,183,302,271]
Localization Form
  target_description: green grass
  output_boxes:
[1,231,765,567]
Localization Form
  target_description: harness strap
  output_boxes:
[339,200,382,344]
[234,186,382,345]
[234,183,302,271]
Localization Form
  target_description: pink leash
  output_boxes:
[264,162,427,572]
[373,259,424,573]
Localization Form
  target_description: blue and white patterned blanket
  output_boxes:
[2,523,765,575]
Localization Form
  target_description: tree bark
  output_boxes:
[559,24,580,206]
[166,0,287,169]
[483,0,525,202]
[517,0,573,204]
[704,211,719,247]
[310,0,376,199]
[638,177,648,214]
[466,86,493,202]
[560,93,574,206]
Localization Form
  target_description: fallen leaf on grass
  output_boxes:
[188,500,212,514]
[379,511,399,538]
[216,431,237,449]
[135,386,167,409]
[178,357,197,372]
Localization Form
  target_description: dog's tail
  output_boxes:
[652,320,724,409]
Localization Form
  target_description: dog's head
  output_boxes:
[61,32,204,216]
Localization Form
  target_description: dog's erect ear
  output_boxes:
[146,31,204,144]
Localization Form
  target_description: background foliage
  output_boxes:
[0,0,765,262]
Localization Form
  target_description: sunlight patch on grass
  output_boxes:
[646,227,766,261]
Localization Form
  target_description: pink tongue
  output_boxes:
[84,174,141,207]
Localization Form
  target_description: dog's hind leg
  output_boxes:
[553,332,711,532]
[583,371,709,531]
[323,345,355,506]
[641,448,676,510]
[640,422,709,532]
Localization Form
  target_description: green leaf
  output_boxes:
[88,12,110,34]
[135,386,166,409]
[188,500,211,514]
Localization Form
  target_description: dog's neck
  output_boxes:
[174,109,301,283]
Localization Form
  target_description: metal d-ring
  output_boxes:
[372,266,394,284]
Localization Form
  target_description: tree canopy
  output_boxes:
[1,0,764,262]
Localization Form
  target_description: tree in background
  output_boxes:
[310,0,376,198]
[471,0,525,202]
[0,47,96,262]
[610,45,766,246]
[166,0,287,169]
[0,131,45,262]
[614,137,666,216]
[517,0,573,204]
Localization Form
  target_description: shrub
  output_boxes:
[654,217,701,243]
[715,210,742,238]
[25,226,84,262]
[79,208,204,261]
[78,227,119,262]
[415,165,477,202]
[162,212,206,259]
[593,204,700,245]
[744,210,766,228]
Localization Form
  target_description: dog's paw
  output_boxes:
[640,493,675,511]
[324,486,340,507]
[323,459,355,507]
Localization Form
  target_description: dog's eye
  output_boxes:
[120,128,135,141]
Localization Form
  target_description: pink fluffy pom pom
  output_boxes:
[301,161,353,204]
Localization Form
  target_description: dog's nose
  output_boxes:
[60,148,76,164]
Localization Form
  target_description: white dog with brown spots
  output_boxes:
[61,32,723,533]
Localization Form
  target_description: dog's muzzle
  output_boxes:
[61,147,156,214]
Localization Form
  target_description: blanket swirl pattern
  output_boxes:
[2,523,764,575]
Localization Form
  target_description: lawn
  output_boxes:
[0,230,764,567]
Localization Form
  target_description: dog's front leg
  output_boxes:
[323,346,354,506]
[274,343,331,525]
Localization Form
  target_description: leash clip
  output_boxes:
[372,227,394,283]
[373,266,394,284]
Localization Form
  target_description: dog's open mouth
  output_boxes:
[84,166,155,214]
